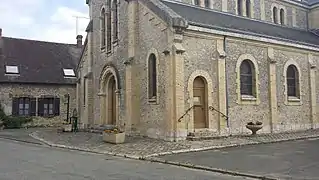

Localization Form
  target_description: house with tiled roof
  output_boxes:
[77,0,319,141]
[0,29,82,127]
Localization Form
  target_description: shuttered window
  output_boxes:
[12,97,36,116]
[38,98,60,117]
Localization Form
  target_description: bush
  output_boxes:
[0,103,33,129]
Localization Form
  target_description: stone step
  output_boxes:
[187,130,222,141]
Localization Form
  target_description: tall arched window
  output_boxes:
[238,0,243,16]
[106,1,112,51]
[240,60,255,96]
[280,8,285,25]
[194,0,200,5]
[100,8,106,48]
[246,0,251,17]
[273,7,278,24]
[287,65,299,97]
[112,0,118,41]
[204,0,210,8]
[148,54,157,99]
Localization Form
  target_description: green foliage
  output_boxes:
[0,104,33,129]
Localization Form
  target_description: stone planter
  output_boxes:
[103,131,125,144]
[63,124,72,132]
[246,124,263,135]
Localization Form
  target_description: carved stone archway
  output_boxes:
[98,65,120,126]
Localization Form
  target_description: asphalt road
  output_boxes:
[0,139,252,180]
[160,138,319,180]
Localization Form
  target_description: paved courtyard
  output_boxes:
[29,128,319,159]
[158,138,319,180]
[0,138,253,180]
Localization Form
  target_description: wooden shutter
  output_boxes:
[38,98,44,117]
[30,98,37,116]
[12,98,19,116]
[54,98,60,116]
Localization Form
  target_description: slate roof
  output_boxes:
[307,0,319,5]
[162,1,319,47]
[0,37,82,85]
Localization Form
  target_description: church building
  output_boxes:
[77,0,319,141]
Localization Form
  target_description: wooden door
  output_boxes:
[193,77,207,129]
[108,76,116,125]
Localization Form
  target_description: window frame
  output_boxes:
[146,48,159,104]
[236,54,260,105]
[283,60,302,106]
[100,7,106,50]
[38,97,60,117]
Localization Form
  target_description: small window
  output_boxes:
[5,65,19,74]
[273,7,278,24]
[63,68,75,77]
[238,0,243,16]
[204,0,210,8]
[148,53,157,99]
[287,65,299,97]
[246,0,251,17]
[112,0,118,41]
[38,98,60,117]
[280,8,285,25]
[240,60,255,96]
[100,8,106,48]
[107,1,112,51]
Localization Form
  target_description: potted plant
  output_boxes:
[102,126,125,144]
[246,121,263,135]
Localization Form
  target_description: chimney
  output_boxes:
[76,35,83,48]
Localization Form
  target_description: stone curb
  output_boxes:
[0,135,43,146]
[146,157,278,180]
[143,134,319,158]
[29,132,143,160]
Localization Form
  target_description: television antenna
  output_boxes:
[72,15,90,36]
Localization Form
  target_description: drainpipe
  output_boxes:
[223,36,230,129]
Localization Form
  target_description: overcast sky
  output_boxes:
[0,0,90,44]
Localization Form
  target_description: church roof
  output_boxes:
[162,0,319,48]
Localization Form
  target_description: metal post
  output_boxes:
[65,94,70,124]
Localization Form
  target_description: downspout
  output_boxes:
[223,36,230,129]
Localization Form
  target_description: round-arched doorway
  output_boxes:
[193,76,208,129]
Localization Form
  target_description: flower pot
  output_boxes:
[63,124,72,132]
[103,132,125,144]
[246,124,263,135]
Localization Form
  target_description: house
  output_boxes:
[77,0,319,141]
[0,28,82,127]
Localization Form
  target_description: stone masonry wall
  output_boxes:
[89,0,129,126]
[225,39,270,135]
[182,32,220,133]
[134,3,170,139]
[0,83,76,127]
[275,49,311,131]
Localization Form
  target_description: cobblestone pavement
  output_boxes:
[30,128,319,159]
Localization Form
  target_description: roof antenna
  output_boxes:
[72,16,90,36]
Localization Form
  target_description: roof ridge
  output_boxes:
[2,36,76,46]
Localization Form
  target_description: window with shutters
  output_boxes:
[38,98,60,117]
[12,97,36,116]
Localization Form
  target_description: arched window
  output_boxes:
[287,65,299,97]
[106,1,112,51]
[194,0,200,5]
[112,0,118,41]
[273,7,278,24]
[204,0,210,8]
[280,8,285,25]
[100,8,106,48]
[148,54,157,99]
[240,60,255,96]
[246,0,251,17]
[238,0,243,16]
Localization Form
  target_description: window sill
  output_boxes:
[148,97,158,104]
[288,96,300,102]
[241,95,257,101]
